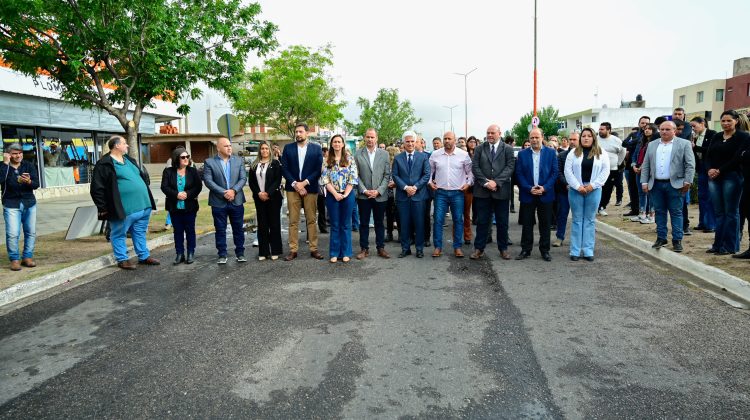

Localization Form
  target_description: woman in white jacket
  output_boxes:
[564,127,610,261]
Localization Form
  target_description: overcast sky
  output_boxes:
[188,0,749,139]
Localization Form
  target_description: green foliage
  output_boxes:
[233,45,345,138]
[345,88,422,145]
[0,0,276,155]
[510,106,563,145]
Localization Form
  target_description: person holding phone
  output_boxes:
[1,143,40,271]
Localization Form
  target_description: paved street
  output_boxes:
[0,221,749,418]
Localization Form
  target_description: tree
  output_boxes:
[510,106,563,145]
[0,0,277,157]
[233,45,345,138]
[345,88,422,145]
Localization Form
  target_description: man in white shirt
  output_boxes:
[596,122,626,216]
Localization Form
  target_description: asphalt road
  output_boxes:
[1,219,749,419]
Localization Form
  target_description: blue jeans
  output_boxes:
[649,181,684,241]
[352,203,359,228]
[171,211,197,255]
[709,172,744,252]
[635,173,652,213]
[697,170,715,230]
[555,189,570,241]
[327,193,355,258]
[357,198,386,250]
[109,208,151,262]
[433,189,464,250]
[568,187,601,257]
[4,202,37,261]
[473,196,509,251]
[212,204,245,257]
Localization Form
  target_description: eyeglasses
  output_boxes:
[180,155,190,159]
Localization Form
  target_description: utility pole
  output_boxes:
[443,105,458,133]
[453,67,478,138]
[533,0,538,120]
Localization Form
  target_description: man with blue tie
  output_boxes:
[280,122,325,261]
[515,128,558,261]
[392,131,431,258]
[203,137,247,264]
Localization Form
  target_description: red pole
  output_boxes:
[533,0,538,119]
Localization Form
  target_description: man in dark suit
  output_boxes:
[470,124,515,260]
[203,137,247,264]
[392,131,431,258]
[690,116,717,232]
[280,122,325,261]
[515,128,558,261]
[354,128,391,259]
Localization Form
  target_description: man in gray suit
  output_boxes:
[470,124,516,260]
[354,128,391,259]
[640,121,695,252]
[203,137,247,264]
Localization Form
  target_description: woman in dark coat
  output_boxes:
[161,147,202,264]
[248,141,283,260]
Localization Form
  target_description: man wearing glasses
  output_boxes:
[2,143,40,271]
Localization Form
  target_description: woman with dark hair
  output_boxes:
[564,127,610,261]
[705,110,750,255]
[248,141,283,261]
[631,123,659,224]
[161,147,202,264]
[320,134,359,263]
[462,136,478,244]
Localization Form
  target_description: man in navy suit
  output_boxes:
[280,122,325,261]
[392,131,431,258]
[515,128,558,261]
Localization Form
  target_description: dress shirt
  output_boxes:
[255,161,269,193]
[429,147,473,190]
[367,147,377,169]
[297,143,308,179]
[655,140,674,180]
[221,157,231,188]
[531,148,541,186]
[694,130,705,159]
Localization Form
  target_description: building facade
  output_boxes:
[725,57,750,115]
[672,79,725,131]
[560,106,673,139]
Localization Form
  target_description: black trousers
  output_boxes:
[615,169,624,202]
[626,168,639,213]
[317,193,327,230]
[254,195,283,257]
[599,170,619,209]
[520,198,552,253]
[386,196,397,235]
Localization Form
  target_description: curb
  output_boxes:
[597,221,750,303]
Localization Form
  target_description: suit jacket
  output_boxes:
[354,147,390,202]
[280,141,323,194]
[161,166,203,213]
[391,151,431,202]
[471,141,515,200]
[203,154,247,207]
[248,159,283,201]
[692,129,717,169]
[515,147,558,204]
[640,137,696,190]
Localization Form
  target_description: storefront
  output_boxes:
[0,66,180,191]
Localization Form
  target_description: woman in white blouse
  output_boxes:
[564,127,610,261]
[248,142,283,260]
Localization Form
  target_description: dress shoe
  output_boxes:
[464,240,472,245]
[570,256,580,261]
[185,252,195,264]
[672,240,683,253]
[319,226,329,234]
[432,248,442,258]
[515,251,531,260]
[424,240,432,248]
[398,250,412,258]
[284,252,298,261]
[138,257,161,265]
[117,260,137,270]
[10,260,21,271]
[21,258,36,267]
[356,248,369,260]
[385,233,394,242]
[732,249,750,259]
[173,254,185,265]
[469,250,485,260]
[377,248,390,259]
[415,251,424,258]
[703,228,715,233]
[651,238,668,249]
[583,256,595,262]
[705,247,718,254]
[541,252,552,262]
[454,248,464,258]
[500,250,511,260]
[310,250,324,260]
[695,225,706,231]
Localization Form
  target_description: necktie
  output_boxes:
[407,154,413,172]
[490,145,496,161]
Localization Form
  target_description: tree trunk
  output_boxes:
[126,124,139,160]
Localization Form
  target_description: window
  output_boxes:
[591,115,598,123]
[696,91,704,103]
[1,125,37,168]
[40,129,95,186]
[716,89,724,101]
[679,95,685,106]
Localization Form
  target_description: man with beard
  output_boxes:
[596,122,626,216]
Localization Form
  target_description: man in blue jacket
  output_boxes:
[515,128,558,261]
[392,131,431,258]
[2,144,40,271]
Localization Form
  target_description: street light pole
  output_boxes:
[443,105,458,133]
[533,0,538,119]
[439,119,450,136]
[454,67,478,138]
